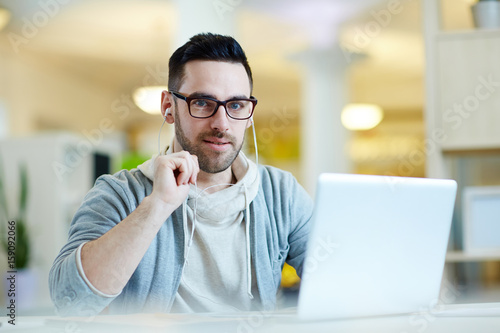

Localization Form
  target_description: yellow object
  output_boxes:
[0,7,11,31]
[281,263,300,288]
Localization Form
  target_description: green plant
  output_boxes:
[0,156,30,269]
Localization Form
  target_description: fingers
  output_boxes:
[154,151,199,186]
[190,155,199,184]
[173,155,192,186]
[173,151,198,186]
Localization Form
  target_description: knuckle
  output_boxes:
[154,156,168,168]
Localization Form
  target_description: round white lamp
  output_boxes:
[133,86,168,115]
[341,104,384,131]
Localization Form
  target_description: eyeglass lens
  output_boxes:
[190,98,253,119]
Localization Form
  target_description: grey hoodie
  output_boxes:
[49,155,313,315]
[140,152,260,312]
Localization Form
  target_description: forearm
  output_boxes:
[81,196,174,295]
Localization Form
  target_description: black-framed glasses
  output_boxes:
[169,91,258,120]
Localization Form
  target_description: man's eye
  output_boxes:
[228,102,243,110]
[194,99,209,107]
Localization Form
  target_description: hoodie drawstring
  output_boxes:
[182,200,189,266]
[244,183,254,300]
[182,198,196,267]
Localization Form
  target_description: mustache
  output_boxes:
[200,131,235,142]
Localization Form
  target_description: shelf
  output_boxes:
[446,251,500,263]
[442,148,500,156]
[437,29,500,40]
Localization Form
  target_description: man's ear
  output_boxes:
[246,116,254,129]
[161,90,175,124]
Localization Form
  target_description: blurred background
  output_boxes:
[1,0,499,314]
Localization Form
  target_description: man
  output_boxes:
[49,33,313,315]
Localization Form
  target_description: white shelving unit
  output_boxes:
[423,0,500,275]
[0,132,93,310]
[436,30,500,151]
[446,251,500,263]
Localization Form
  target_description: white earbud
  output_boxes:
[163,108,171,120]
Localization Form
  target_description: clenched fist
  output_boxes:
[148,151,199,212]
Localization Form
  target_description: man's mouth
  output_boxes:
[204,138,230,145]
[205,141,228,145]
[202,137,232,151]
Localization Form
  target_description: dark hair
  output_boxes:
[168,33,253,93]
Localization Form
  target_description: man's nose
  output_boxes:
[210,104,230,131]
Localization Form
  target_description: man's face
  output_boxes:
[172,60,252,174]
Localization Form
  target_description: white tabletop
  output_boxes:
[1,303,500,333]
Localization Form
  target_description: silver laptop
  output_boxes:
[297,173,457,320]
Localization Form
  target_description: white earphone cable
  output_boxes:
[251,119,258,166]
[157,117,167,156]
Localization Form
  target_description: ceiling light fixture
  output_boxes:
[0,6,11,31]
[341,103,384,131]
[133,86,167,115]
